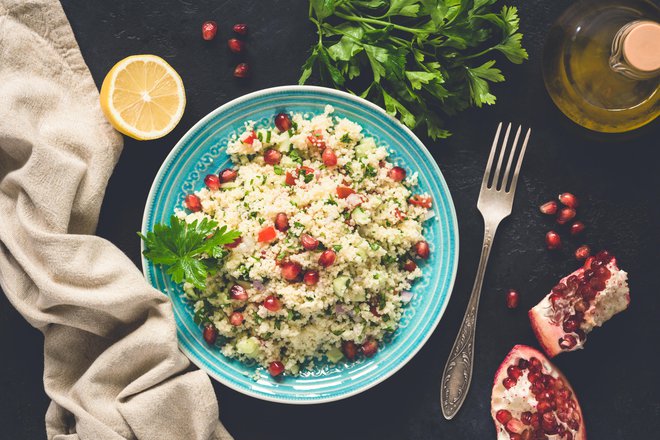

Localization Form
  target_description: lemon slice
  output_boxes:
[100,55,186,140]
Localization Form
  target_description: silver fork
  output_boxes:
[440,123,532,420]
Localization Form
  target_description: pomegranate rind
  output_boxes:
[529,257,629,358]
[491,345,587,440]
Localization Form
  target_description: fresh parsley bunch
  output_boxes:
[299,0,528,139]
[139,215,241,290]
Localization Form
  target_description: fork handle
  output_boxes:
[441,220,498,420]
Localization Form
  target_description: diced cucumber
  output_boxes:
[355,142,374,158]
[351,207,370,225]
[333,276,351,297]
[236,337,260,357]
[326,347,344,363]
[346,289,366,302]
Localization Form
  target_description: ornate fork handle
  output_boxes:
[441,220,498,419]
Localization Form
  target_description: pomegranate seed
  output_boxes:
[274,113,292,132]
[541,412,558,434]
[517,358,529,369]
[537,400,553,414]
[573,299,587,312]
[227,38,245,54]
[496,409,513,424]
[570,221,585,236]
[529,357,542,372]
[403,258,417,272]
[342,341,357,360]
[263,148,282,165]
[589,277,606,291]
[230,284,248,301]
[322,148,338,166]
[562,316,580,332]
[506,419,524,434]
[233,63,249,78]
[303,270,319,286]
[318,250,336,267]
[229,311,244,326]
[521,411,533,425]
[558,192,579,208]
[595,250,612,263]
[388,166,406,182]
[201,21,218,40]
[510,434,522,440]
[202,324,217,345]
[233,23,248,35]
[274,212,289,231]
[219,168,238,183]
[268,361,285,377]
[506,289,520,309]
[539,200,558,215]
[502,377,517,389]
[508,365,523,379]
[414,240,430,259]
[263,295,282,312]
[559,334,577,349]
[204,174,220,190]
[594,265,611,280]
[225,236,242,249]
[575,245,591,261]
[185,194,202,212]
[301,234,319,251]
[361,339,378,357]
[280,261,302,281]
[556,207,576,225]
[545,231,561,250]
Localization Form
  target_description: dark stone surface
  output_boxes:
[1,0,658,439]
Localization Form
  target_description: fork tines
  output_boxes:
[482,123,531,194]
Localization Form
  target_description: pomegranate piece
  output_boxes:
[506,289,520,309]
[336,186,355,199]
[545,231,561,250]
[219,168,238,183]
[280,261,302,281]
[229,311,244,326]
[361,338,378,357]
[202,324,217,345]
[268,361,285,377]
[201,21,218,41]
[225,236,242,249]
[232,23,248,35]
[274,112,292,132]
[263,148,282,165]
[322,148,338,166]
[539,200,558,215]
[388,166,406,182]
[303,270,319,286]
[575,245,591,261]
[570,221,586,236]
[529,252,629,357]
[230,284,248,301]
[403,258,417,272]
[274,212,289,231]
[414,240,430,259]
[204,174,220,190]
[263,295,282,312]
[185,194,202,212]
[558,192,579,208]
[300,234,319,251]
[318,250,336,267]
[227,38,245,54]
[341,340,358,360]
[257,226,277,243]
[491,345,586,440]
[408,195,432,208]
[557,207,576,225]
[233,62,249,78]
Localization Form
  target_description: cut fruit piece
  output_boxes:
[491,345,586,440]
[529,251,629,357]
[100,55,186,140]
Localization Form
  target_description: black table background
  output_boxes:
[1,0,659,438]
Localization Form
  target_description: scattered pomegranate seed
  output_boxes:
[229,311,244,326]
[263,295,282,312]
[204,174,220,190]
[496,409,513,424]
[301,234,319,251]
[318,250,336,267]
[545,231,561,250]
[274,212,289,231]
[342,340,357,360]
[503,377,517,389]
[274,113,292,132]
[558,192,579,208]
[303,270,319,286]
[202,324,217,345]
[225,236,242,249]
[403,258,417,272]
[506,289,520,309]
[336,186,355,199]
[322,148,338,166]
[408,195,432,208]
[257,226,277,243]
[507,365,523,379]
[575,245,591,261]
[233,62,249,78]
[268,361,285,377]
[539,200,558,215]
[361,339,378,357]
[280,261,302,281]
[414,241,430,259]
[263,148,282,165]
[230,284,248,301]
[201,21,218,41]
[388,166,406,182]
[570,221,585,236]
[556,207,576,225]
[233,23,248,35]
[219,168,238,183]
[185,194,202,212]
[227,38,245,54]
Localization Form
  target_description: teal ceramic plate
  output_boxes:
[141,85,458,404]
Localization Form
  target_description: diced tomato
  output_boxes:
[299,166,315,175]
[306,129,326,149]
[285,171,296,186]
[257,226,277,243]
[242,130,257,145]
[285,167,315,186]
[408,195,433,208]
[336,186,355,199]
[394,208,406,221]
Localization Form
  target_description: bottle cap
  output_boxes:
[622,21,660,73]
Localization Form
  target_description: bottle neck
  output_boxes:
[609,20,660,80]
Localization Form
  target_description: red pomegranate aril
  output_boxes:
[496,409,513,424]
[318,250,336,267]
[507,366,523,380]
[529,357,542,372]
[545,231,561,250]
[505,419,524,434]
[509,434,522,440]
[361,339,378,357]
[281,261,302,281]
[229,311,244,326]
[521,411,533,425]
[570,221,585,236]
[589,277,606,291]
[388,166,406,182]
[518,358,529,369]
[225,236,242,249]
[403,258,417,272]
[573,299,587,312]
[301,234,319,251]
[595,265,611,280]
[342,340,357,360]
[502,377,517,389]
[414,240,430,259]
[201,21,218,40]
[557,207,576,225]
[264,148,282,165]
[558,192,579,208]
[263,295,282,312]
[303,270,319,286]
[575,245,591,261]
[274,212,289,231]
[227,38,245,53]
[203,324,217,345]
[204,174,221,190]
[274,112,292,132]
[233,62,249,78]
[230,284,248,301]
[232,23,248,35]
[539,200,558,215]
[577,284,596,301]
[559,334,577,349]
[185,194,202,212]
[322,148,338,166]
[541,412,558,434]
[220,168,238,183]
[562,316,580,333]
[268,361,285,377]
[595,250,612,263]
[537,400,553,414]
[506,289,520,309]
[520,431,532,440]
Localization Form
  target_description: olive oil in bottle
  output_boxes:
[543,0,660,133]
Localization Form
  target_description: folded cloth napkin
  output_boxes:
[0,1,234,439]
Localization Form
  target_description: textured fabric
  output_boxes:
[0,1,233,439]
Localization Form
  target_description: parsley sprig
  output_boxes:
[300,0,528,139]
[139,215,241,289]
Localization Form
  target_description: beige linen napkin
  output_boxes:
[0,1,233,439]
